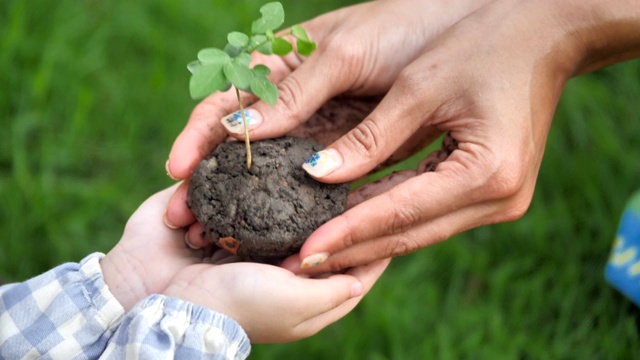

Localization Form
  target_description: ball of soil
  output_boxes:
[187,136,349,262]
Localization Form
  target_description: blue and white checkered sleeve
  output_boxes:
[0,253,125,359]
[100,295,251,359]
[0,253,252,359]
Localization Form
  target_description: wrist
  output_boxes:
[536,0,640,75]
[101,249,148,312]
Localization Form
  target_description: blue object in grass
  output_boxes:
[605,190,640,306]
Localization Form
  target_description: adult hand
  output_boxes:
[289,0,640,274]
[101,185,390,343]
[166,0,639,276]
[164,0,495,233]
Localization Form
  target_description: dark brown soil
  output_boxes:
[187,136,349,262]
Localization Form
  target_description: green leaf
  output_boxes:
[251,1,284,34]
[272,37,293,56]
[236,52,252,67]
[251,35,272,55]
[223,59,253,91]
[265,29,275,40]
[296,39,316,56]
[252,64,271,77]
[224,43,242,57]
[250,76,278,105]
[187,60,202,74]
[197,48,230,65]
[291,25,310,41]
[189,63,228,100]
[227,31,249,47]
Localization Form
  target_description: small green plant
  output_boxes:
[187,1,316,169]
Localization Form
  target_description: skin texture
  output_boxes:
[166,0,640,275]
[101,184,389,343]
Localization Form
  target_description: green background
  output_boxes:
[2,0,640,358]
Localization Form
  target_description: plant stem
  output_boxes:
[235,88,252,170]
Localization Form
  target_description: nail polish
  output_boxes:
[302,149,342,178]
[300,252,330,268]
[221,110,262,135]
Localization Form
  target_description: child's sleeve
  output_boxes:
[101,295,251,359]
[0,253,251,359]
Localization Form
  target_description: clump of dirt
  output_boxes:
[188,136,349,262]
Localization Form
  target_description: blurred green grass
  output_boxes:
[2,0,640,358]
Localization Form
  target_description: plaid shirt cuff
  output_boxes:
[1,253,252,359]
[0,252,125,359]
[103,294,251,359]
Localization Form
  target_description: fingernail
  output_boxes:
[302,149,342,178]
[165,159,179,181]
[221,109,262,135]
[300,252,330,268]
[184,232,199,249]
[163,213,180,230]
[351,281,364,297]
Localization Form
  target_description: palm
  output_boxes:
[106,185,203,304]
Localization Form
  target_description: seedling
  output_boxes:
[187,1,316,169]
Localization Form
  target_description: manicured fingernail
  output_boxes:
[165,159,179,180]
[221,109,262,135]
[163,213,180,230]
[302,149,342,178]
[351,281,364,297]
[300,252,330,268]
[184,232,199,249]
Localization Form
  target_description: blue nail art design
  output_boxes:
[226,110,252,126]
[305,152,320,167]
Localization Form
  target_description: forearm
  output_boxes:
[505,0,640,77]
[561,0,640,75]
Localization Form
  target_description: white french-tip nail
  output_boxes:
[220,110,262,135]
[300,252,330,268]
[302,149,342,178]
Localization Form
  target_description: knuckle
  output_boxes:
[385,236,421,257]
[275,76,304,123]
[476,153,528,201]
[323,34,365,67]
[495,189,534,223]
[345,118,384,161]
[487,169,523,200]
[335,214,356,250]
[385,191,423,235]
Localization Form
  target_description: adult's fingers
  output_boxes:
[166,90,244,180]
[297,169,533,276]
[219,35,357,142]
[300,70,449,183]
[166,51,297,180]
[296,143,524,270]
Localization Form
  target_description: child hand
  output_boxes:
[101,184,389,343]
[163,256,389,343]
